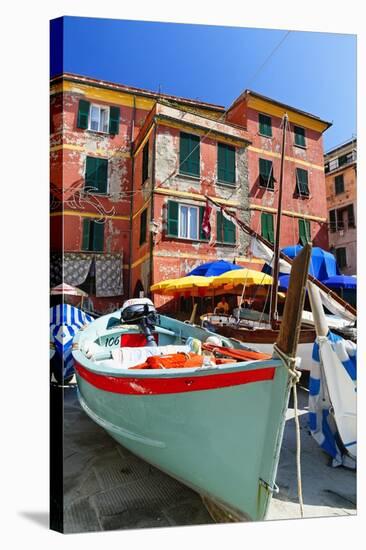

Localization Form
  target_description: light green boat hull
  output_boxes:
[75,358,290,521]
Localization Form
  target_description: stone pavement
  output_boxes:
[62,381,356,533]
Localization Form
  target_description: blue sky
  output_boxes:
[51,17,356,151]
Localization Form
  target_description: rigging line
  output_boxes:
[246,31,291,90]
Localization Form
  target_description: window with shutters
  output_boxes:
[179,132,200,177]
[217,143,236,184]
[77,100,120,135]
[142,141,149,184]
[82,219,105,252]
[258,114,272,137]
[261,212,275,244]
[216,211,236,245]
[335,174,345,195]
[85,156,109,194]
[295,168,310,196]
[139,209,147,246]
[294,125,306,147]
[89,104,110,133]
[298,219,311,245]
[347,204,356,228]
[259,158,275,190]
[335,247,347,269]
[166,201,207,241]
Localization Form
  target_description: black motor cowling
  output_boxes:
[120,298,158,347]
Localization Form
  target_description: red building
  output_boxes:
[50,74,331,313]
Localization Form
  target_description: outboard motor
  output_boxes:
[120,298,158,347]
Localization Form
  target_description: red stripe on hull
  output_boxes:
[75,362,276,395]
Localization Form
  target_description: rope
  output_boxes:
[273,343,304,518]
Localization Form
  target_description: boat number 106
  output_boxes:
[105,336,120,347]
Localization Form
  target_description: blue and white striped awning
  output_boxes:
[309,331,357,468]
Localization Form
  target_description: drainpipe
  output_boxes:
[128,96,136,298]
[148,119,157,298]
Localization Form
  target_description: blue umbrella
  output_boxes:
[187,259,242,277]
[323,275,357,290]
[281,245,340,281]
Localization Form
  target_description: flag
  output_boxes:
[202,200,212,239]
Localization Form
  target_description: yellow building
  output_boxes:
[325,138,357,275]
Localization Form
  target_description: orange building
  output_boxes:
[50,74,331,313]
[325,138,357,275]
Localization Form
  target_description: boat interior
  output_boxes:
[76,299,271,371]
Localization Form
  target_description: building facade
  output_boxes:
[325,138,357,275]
[50,74,331,313]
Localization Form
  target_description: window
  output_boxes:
[216,211,236,244]
[76,100,120,135]
[335,247,347,269]
[90,104,109,133]
[217,143,236,184]
[142,141,149,184]
[324,163,330,174]
[335,174,345,195]
[298,219,311,245]
[139,209,147,246]
[82,219,104,252]
[259,158,275,189]
[294,126,306,147]
[261,212,275,244]
[85,157,108,194]
[166,201,207,241]
[330,205,355,232]
[295,168,310,196]
[258,114,272,137]
[179,132,200,177]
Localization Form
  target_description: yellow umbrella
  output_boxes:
[163,275,214,294]
[150,275,214,295]
[211,268,273,289]
[150,278,180,293]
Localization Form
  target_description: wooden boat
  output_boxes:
[72,244,311,522]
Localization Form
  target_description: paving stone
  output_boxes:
[64,497,101,534]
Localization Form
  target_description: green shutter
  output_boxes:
[299,219,310,245]
[261,212,274,243]
[77,100,90,129]
[140,209,147,245]
[267,213,274,243]
[199,206,208,241]
[335,175,344,194]
[224,217,236,244]
[96,158,108,193]
[85,156,98,191]
[82,219,90,251]
[92,221,104,252]
[85,157,108,193]
[296,168,309,196]
[180,133,200,177]
[329,209,336,233]
[259,114,272,137]
[217,211,235,244]
[218,143,235,184]
[167,201,179,237]
[142,141,149,183]
[294,126,306,147]
[109,106,120,135]
[259,159,274,189]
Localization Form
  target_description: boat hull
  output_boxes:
[75,359,290,522]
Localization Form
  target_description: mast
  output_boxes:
[270,113,288,329]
